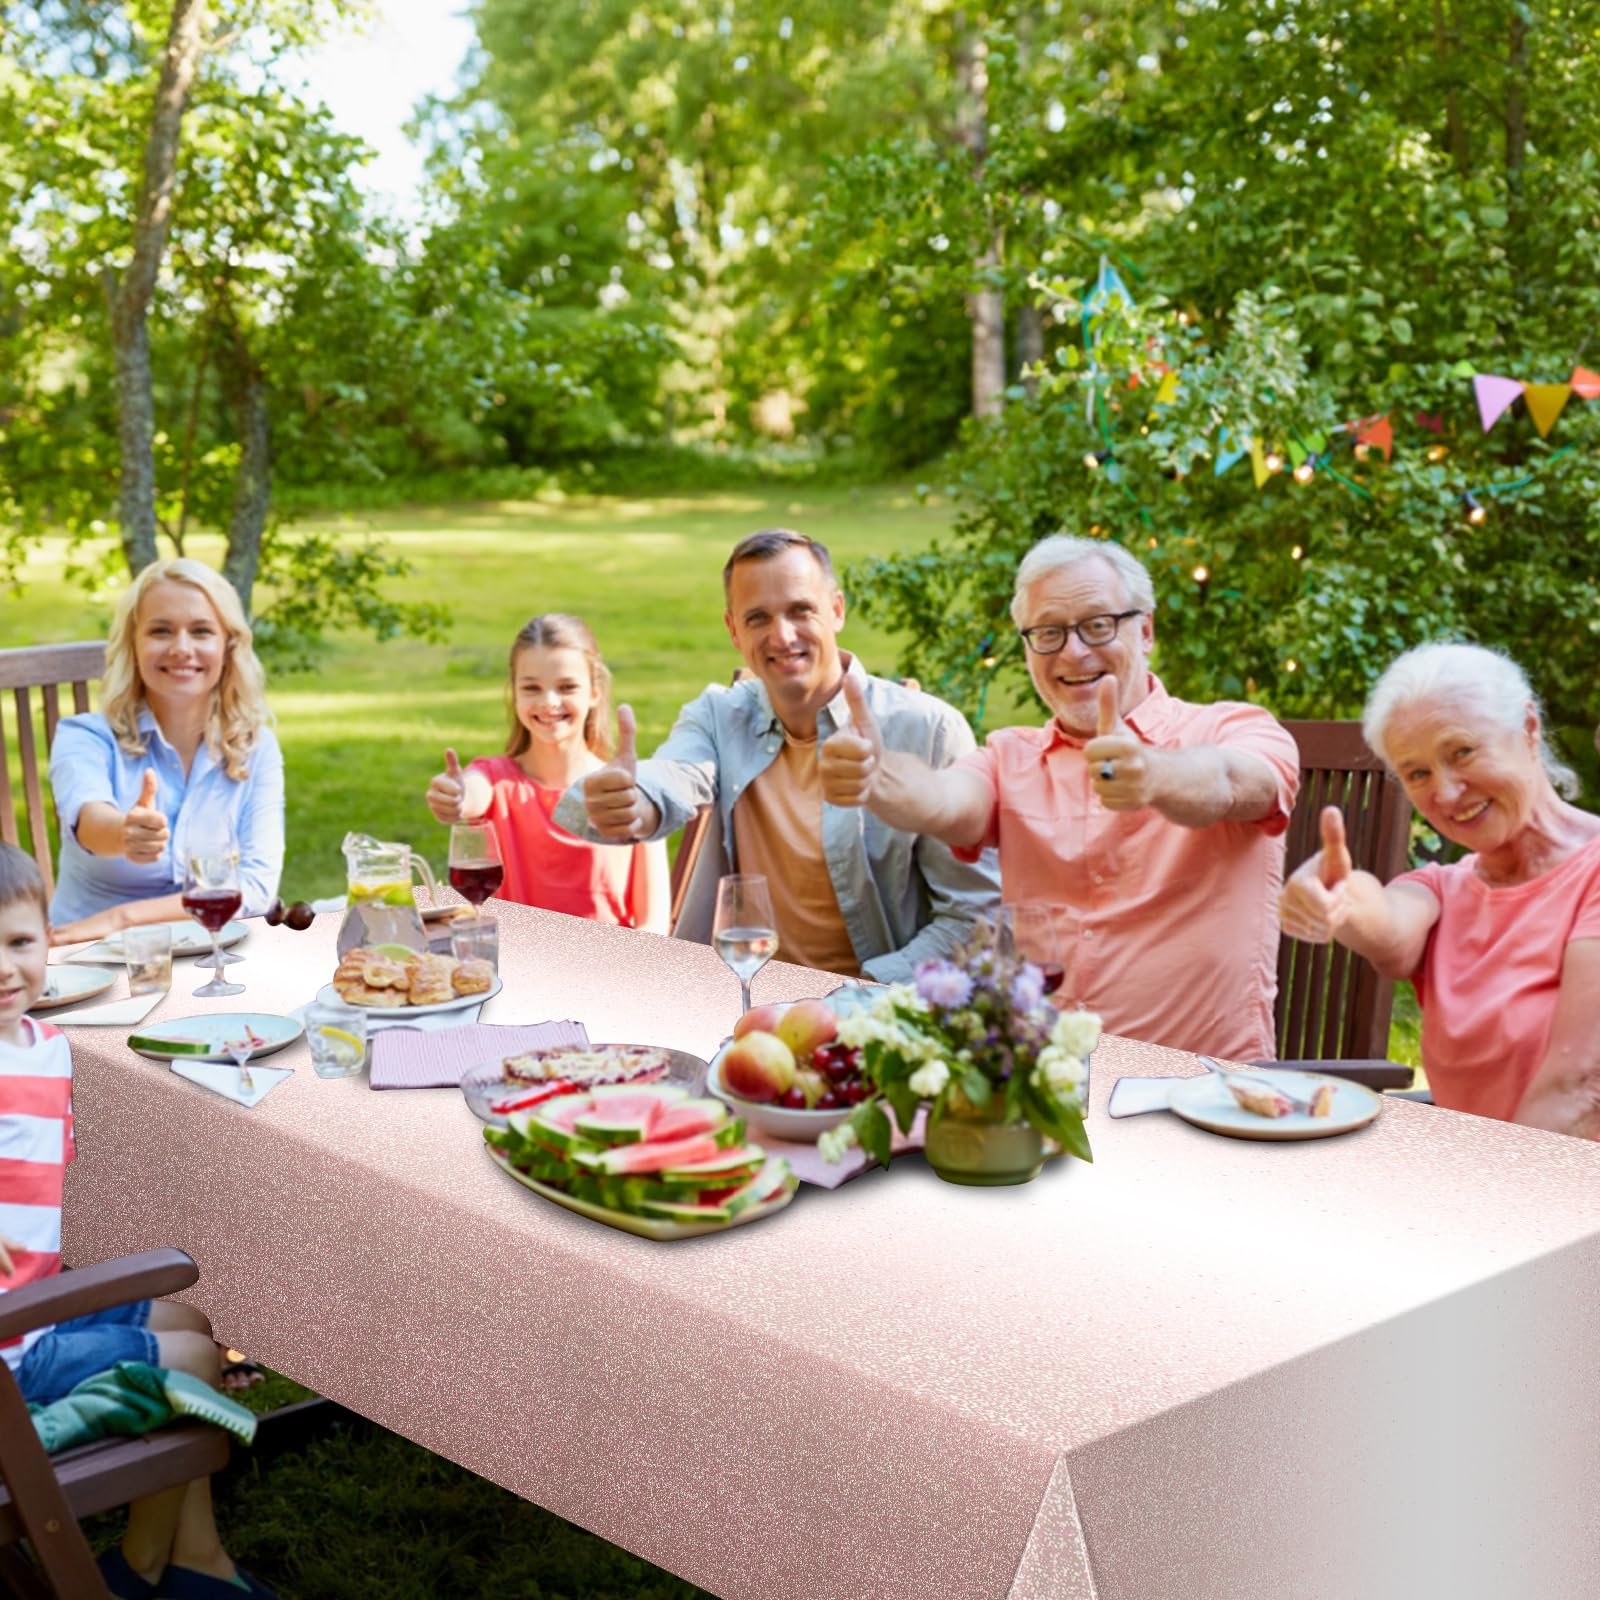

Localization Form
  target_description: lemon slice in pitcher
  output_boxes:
[370,943,417,961]
[317,1026,364,1069]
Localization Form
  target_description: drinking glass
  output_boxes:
[306,999,367,1079]
[448,824,504,909]
[123,924,173,997]
[998,901,1071,1003]
[712,874,779,1016]
[184,833,245,998]
[449,915,499,973]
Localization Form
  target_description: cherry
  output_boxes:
[817,1090,842,1110]
[778,1087,808,1110]
[263,899,285,927]
[284,902,316,932]
[842,1081,870,1104]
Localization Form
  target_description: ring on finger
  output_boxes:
[1099,761,1115,782]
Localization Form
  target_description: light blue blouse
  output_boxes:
[48,709,284,924]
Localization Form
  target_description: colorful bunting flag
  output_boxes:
[1416,411,1444,434]
[1214,428,1246,477]
[1352,414,1394,461]
[1570,366,1600,400]
[1474,374,1524,432]
[1286,440,1307,468]
[1154,370,1180,406]
[1249,438,1270,489]
[1522,383,1572,438]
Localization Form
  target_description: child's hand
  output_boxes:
[427,749,467,824]
[0,1235,23,1277]
[122,770,170,864]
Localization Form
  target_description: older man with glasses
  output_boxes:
[819,533,1300,1059]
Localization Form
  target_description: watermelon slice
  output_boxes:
[574,1093,667,1146]
[637,1198,733,1224]
[658,1145,767,1185]
[702,1157,792,1217]
[573,1132,722,1176]
[649,1098,730,1143]
[513,1095,597,1155]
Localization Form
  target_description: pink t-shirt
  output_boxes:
[954,677,1299,1059]
[469,756,644,927]
[1399,836,1600,1121]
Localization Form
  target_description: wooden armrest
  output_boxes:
[0,1250,197,1343]
[1250,1059,1416,1092]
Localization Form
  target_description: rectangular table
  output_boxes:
[59,906,1600,1599]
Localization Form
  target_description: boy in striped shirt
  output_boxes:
[0,846,275,1599]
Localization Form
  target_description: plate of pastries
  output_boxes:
[325,946,501,1014]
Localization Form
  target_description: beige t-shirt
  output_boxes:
[732,731,860,976]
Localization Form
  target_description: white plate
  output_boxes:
[127,1011,303,1064]
[461,1045,709,1127]
[31,966,119,1010]
[706,1050,854,1143]
[487,1145,797,1239]
[85,920,249,960]
[1167,1069,1383,1141]
[313,975,502,1017]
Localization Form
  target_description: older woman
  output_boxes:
[48,559,283,945]
[1280,642,1600,1136]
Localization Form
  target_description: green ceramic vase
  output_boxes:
[924,1087,1045,1187]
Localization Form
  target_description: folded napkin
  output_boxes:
[50,991,166,1029]
[1107,1075,1189,1117]
[171,1058,294,1108]
[371,1019,590,1090]
[30,1360,257,1454]
[759,1108,928,1189]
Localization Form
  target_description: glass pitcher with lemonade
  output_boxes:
[337,833,438,957]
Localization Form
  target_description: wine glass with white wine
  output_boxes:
[712,875,779,1018]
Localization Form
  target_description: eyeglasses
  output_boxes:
[1018,611,1144,655]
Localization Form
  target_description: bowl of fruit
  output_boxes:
[706,997,871,1142]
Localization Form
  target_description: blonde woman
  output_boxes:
[48,560,284,945]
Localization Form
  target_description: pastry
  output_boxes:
[1226,1079,1293,1119]
[404,954,456,1007]
[1308,1082,1336,1118]
[451,959,494,996]
[502,1043,671,1088]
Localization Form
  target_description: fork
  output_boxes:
[1195,1055,1314,1114]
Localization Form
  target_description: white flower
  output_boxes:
[1035,1047,1086,1095]
[818,1123,860,1164]
[907,1060,950,1098]
[1051,1008,1102,1059]
[886,982,929,1015]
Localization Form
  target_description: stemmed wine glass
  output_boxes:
[998,901,1071,1003]
[448,824,504,910]
[225,1026,257,1097]
[712,874,779,1017]
[184,832,245,998]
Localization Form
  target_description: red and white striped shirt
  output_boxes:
[0,1016,74,1370]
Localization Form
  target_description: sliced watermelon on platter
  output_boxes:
[573,1132,723,1176]
[573,1093,669,1146]
[700,1157,793,1216]
[637,1198,734,1224]
[649,1098,730,1142]
[658,1145,767,1185]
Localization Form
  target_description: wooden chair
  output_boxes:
[1272,720,1413,1081]
[0,1249,231,1600]
[0,643,106,903]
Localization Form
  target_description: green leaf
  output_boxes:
[959,1067,992,1107]
[885,1079,921,1136]
[856,1101,893,1170]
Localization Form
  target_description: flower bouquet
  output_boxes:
[819,931,1098,1185]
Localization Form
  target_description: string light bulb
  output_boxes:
[1284,659,1299,673]
[1263,450,1284,474]
[1191,564,1209,583]
[1426,444,1449,464]
[1292,460,1314,484]
[1291,544,1304,559]
[1083,448,1112,471]
[1353,442,1370,462]
[1463,492,1487,525]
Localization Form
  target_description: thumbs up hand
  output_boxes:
[122,770,170,864]
[819,677,885,808]
[1083,677,1154,811]
[583,705,657,841]
[1279,806,1355,944]
[425,748,468,824]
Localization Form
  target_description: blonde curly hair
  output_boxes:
[101,560,271,782]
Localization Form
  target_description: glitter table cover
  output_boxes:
[59,906,1600,1600]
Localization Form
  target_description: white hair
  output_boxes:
[1009,535,1156,627]
[1363,642,1578,799]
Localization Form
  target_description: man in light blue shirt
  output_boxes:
[553,529,998,982]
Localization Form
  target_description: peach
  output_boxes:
[775,998,838,1063]
[721,1031,796,1103]
[732,1004,786,1041]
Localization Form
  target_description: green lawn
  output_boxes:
[13,484,971,901]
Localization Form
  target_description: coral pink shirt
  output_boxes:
[1399,836,1600,1121]
[469,756,644,927]
[955,677,1299,1059]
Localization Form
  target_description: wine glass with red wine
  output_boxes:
[998,902,1070,1002]
[185,833,245,998]
[448,824,504,909]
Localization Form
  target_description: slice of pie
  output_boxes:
[501,1043,672,1089]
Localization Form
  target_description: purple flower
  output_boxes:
[1010,964,1045,1014]
[915,959,974,1010]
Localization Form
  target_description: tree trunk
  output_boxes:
[1433,0,1469,174]
[1505,4,1528,256]
[956,20,1006,420]
[106,0,208,575]
[221,323,270,610]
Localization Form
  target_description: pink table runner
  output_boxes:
[57,904,1600,1600]
[370,1019,589,1089]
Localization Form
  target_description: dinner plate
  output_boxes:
[1167,1069,1382,1141]
[86,920,249,960]
[31,965,119,1011]
[313,975,502,1017]
[127,1012,303,1064]
[461,1044,710,1127]
[487,1145,797,1239]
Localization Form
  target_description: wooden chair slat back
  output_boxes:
[1276,721,1412,1060]
[0,643,107,901]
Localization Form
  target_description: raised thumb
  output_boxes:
[444,747,462,780]
[1319,805,1352,885]
[614,704,638,773]
[1096,676,1122,738]
[843,675,878,743]
[137,770,159,810]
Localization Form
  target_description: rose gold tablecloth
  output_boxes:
[59,907,1600,1600]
